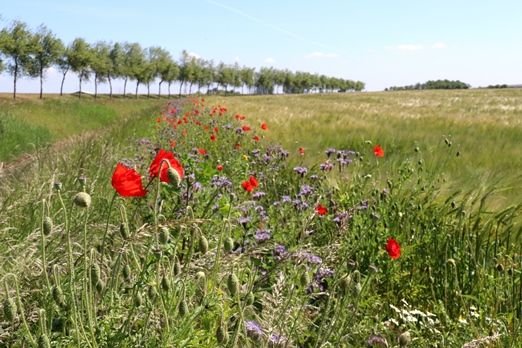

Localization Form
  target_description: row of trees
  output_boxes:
[385,79,470,91]
[0,20,365,99]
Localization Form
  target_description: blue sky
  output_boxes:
[1,0,521,92]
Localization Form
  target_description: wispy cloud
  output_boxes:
[306,51,339,59]
[431,42,447,49]
[264,57,276,64]
[187,52,201,59]
[396,44,424,51]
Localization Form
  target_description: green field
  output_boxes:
[0,91,521,347]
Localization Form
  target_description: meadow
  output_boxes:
[0,90,520,347]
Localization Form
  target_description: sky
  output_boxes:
[1,0,521,92]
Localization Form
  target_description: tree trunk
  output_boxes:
[179,80,184,97]
[147,83,150,98]
[123,77,128,97]
[13,60,18,100]
[207,83,211,95]
[168,82,171,97]
[39,66,44,99]
[158,81,163,97]
[108,75,113,98]
[60,69,68,96]
[135,81,139,99]
[94,73,98,99]
[188,82,193,95]
[79,75,82,99]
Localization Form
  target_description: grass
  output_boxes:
[206,89,522,209]
[0,94,520,347]
[0,94,165,162]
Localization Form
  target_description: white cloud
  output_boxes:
[187,51,201,59]
[234,56,241,62]
[306,51,339,59]
[396,44,424,51]
[264,57,276,64]
[431,42,447,49]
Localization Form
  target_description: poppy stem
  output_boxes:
[99,192,117,263]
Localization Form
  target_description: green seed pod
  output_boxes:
[73,192,91,208]
[52,285,65,307]
[91,263,101,286]
[227,273,240,297]
[3,297,16,322]
[300,271,311,288]
[414,146,420,152]
[161,276,171,292]
[224,237,234,252]
[38,334,51,348]
[159,226,170,244]
[119,223,129,239]
[216,322,229,344]
[338,275,351,296]
[122,264,131,280]
[43,217,53,236]
[133,292,143,307]
[179,300,189,317]
[148,286,159,302]
[95,280,105,293]
[199,235,209,254]
[167,167,182,188]
[196,271,207,296]
[399,331,411,347]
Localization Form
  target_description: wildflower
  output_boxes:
[298,147,305,155]
[241,175,259,192]
[298,184,314,197]
[261,122,268,130]
[253,135,260,142]
[198,148,207,155]
[293,166,308,176]
[216,164,223,171]
[149,149,184,183]
[315,204,328,216]
[73,192,91,208]
[242,125,251,132]
[320,161,334,172]
[210,134,216,142]
[245,320,264,338]
[254,229,271,242]
[112,163,147,197]
[386,238,401,259]
[325,148,336,157]
[373,145,385,158]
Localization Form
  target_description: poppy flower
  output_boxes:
[386,238,401,259]
[261,122,268,130]
[112,163,147,197]
[315,204,328,216]
[373,145,384,158]
[210,134,216,142]
[198,148,207,155]
[241,175,259,192]
[253,135,260,142]
[242,125,251,132]
[298,147,305,155]
[149,149,184,183]
[217,164,223,171]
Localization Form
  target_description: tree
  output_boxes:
[56,45,72,96]
[240,67,255,94]
[90,41,112,98]
[162,61,180,97]
[148,46,171,97]
[123,43,145,97]
[69,38,92,98]
[0,20,34,99]
[108,42,126,98]
[25,25,63,99]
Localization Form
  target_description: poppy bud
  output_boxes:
[38,334,51,348]
[122,264,131,280]
[179,299,189,317]
[119,223,129,239]
[224,237,234,252]
[196,271,207,296]
[73,192,91,208]
[133,292,143,307]
[3,297,16,322]
[199,235,209,254]
[399,331,411,347]
[227,273,240,297]
[161,276,171,292]
[245,292,255,306]
[167,167,182,188]
[43,217,53,236]
[159,226,170,244]
[338,275,351,296]
[52,285,65,307]
[173,257,181,276]
[300,272,311,288]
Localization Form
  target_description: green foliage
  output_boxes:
[387,79,470,91]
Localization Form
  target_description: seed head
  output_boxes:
[167,167,182,187]
[161,276,171,292]
[179,299,189,317]
[119,223,129,239]
[73,192,91,208]
[399,331,411,347]
[52,285,65,307]
[38,334,51,348]
[227,273,240,297]
[43,217,53,236]
[133,292,143,307]
[199,235,209,254]
[3,297,16,322]
[224,237,234,252]
[159,226,170,244]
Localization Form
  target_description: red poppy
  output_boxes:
[315,204,328,216]
[149,149,184,183]
[217,164,223,171]
[253,135,260,142]
[261,122,268,130]
[241,175,258,192]
[242,125,251,132]
[112,163,147,197]
[210,134,217,142]
[386,238,401,259]
[170,140,177,148]
[198,148,207,155]
[298,147,305,155]
[234,143,241,150]
[374,145,384,158]
[213,127,219,133]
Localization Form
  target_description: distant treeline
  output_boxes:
[385,79,470,91]
[0,20,365,99]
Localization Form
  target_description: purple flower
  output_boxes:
[235,127,244,135]
[333,211,352,226]
[252,191,266,200]
[367,334,388,346]
[292,199,309,211]
[211,175,232,189]
[251,149,260,157]
[238,216,251,227]
[293,250,322,264]
[325,148,337,158]
[262,154,271,163]
[320,161,334,172]
[245,320,264,338]
[356,200,369,210]
[281,195,291,203]
[298,184,314,197]
[268,333,287,346]
[274,244,288,259]
[293,166,308,176]
[279,149,289,159]
[254,229,271,242]
[193,182,202,191]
